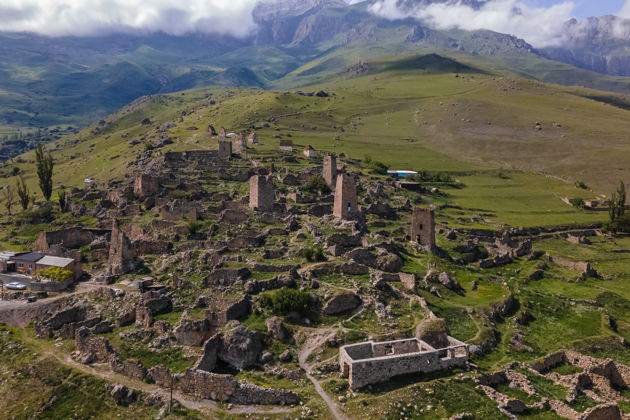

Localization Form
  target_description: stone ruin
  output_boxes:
[410,207,436,252]
[247,132,258,145]
[323,154,337,189]
[333,173,358,220]
[133,175,160,199]
[218,140,232,160]
[249,175,274,212]
[232,134,246,153]
[339,335,469,390]
[476,350,630,419]
[108,220,136,276]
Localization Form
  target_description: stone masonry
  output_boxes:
[410,207,436,251]
[323,154,337,189]
[133,175,160,199]
[339,336,469,390]
[333,173,358,220]
[249,175,274,212]
[109,220,136,275]
[218,140,232,160]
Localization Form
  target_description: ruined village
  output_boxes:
[0,121,627,420]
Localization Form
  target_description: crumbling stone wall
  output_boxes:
[218,140,232,160]
[410,207,436,251]
[33,227,110,255]
[333,173,358,220]
[133,175,160,199]
[339,337,469,390]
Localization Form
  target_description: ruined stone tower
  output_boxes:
[333,173,358,220]
[323,154,337,189]
[109,220,136,275]
[410,207,436,251]
[133,175,160,199]
[247,132,258,145]
[249,175,274,212]
[218,140,232,160]
[218,127,227,139]
[232,134,246,153]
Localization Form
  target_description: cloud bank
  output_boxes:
[369,0,576,48]
[619,0,630,19]
[0,0,266,37]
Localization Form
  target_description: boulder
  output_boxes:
[218,324,263,370]
[266,317,294,344]
[108,384,136,406]
[323,293,361,316]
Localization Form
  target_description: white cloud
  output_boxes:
[369,0,576,48]
[0,0,269,37]
[619,0,630,19]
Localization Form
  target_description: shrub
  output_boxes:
[38,266,73,282]
[604,213,630,233]
[368,160,389,175]
[20,203,54,224]
[301,245,326,262]
[186,220,203,236]
[569,197,586,209]
[575,180,589,189]
[302,175,330,195]
[259,288,311,316]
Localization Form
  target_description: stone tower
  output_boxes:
[248,132,258,145]
[249,175,274,212]
[333,173,358,220]
[109,220,136,275]
[410,207,436,251]
[232,134,246,153]
[133,175,159,199]
[323,154,337,189]
[218,140,232,160]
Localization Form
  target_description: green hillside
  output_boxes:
[2,53,628,230]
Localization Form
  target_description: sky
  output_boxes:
[0,0,629,46]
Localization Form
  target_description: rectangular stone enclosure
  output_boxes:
[410,207,436,250]
[339,337,469,390]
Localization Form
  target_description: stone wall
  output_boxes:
[109,220,136,275]
[340,337,469,390]
[133,175,160,199]
[218,141,233,160]
[33,227,110,254]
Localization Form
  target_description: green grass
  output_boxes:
[549,364,583,376]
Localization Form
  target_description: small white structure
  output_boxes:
[387,170,418,179]
[279,140,293,152]
[303,145,317,158]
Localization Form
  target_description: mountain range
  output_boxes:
[2,0,630,131]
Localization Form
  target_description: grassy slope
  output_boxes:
[2,55,623,229]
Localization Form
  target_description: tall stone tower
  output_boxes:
[109,220,136,275]
[410,207,436,251]
[333,173,358,220]
[218,140,232,160]
[249,175,274,212]
[323,154,337,189]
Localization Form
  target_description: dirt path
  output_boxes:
[298,328,350,420]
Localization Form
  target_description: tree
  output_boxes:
[16,177,29,211]
[1,186,15,216]
[35,145,54,201]
[609,181,627,223]
[57,189,67,212]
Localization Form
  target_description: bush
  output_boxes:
[38,266,73,282]
[575,180,589,189]
[302,175,330,195]
[301,245,326,262]
[604,213,630,233]
[569,197,586,209]
[20,203,54,224]
[259,288,311,316]
[186,220,203,235]
[368,160,389,175]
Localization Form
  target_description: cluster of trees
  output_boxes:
[1,145,65,218]
[37,266,73,283]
